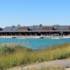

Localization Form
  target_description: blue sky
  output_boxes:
[0,0,70,27]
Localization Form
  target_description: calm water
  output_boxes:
[0,38,70,49]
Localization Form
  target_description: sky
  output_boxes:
[0,0,70,27]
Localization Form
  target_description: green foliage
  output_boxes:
[0,43,70,69]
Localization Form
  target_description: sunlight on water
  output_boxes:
[0,38,70,49]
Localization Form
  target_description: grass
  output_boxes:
[0,43,69,69]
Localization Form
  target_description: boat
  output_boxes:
[12,37,16,38]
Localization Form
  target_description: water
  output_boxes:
[0,38,70,49]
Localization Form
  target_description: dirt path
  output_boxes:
[8,59,70,70]
[66,68,70,70]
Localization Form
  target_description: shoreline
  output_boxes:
[0,35,70,39]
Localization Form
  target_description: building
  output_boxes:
[0,25,70,36]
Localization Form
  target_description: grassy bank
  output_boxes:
[0,43,70,69]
